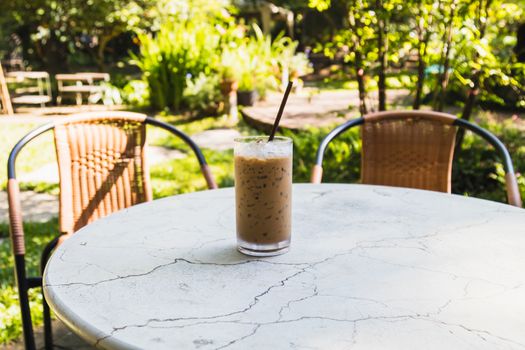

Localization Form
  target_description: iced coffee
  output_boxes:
[234,136,292,256]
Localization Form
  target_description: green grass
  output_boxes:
[151,149,234,198]
[0,123,56,191]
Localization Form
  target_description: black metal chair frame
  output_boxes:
[313,115,521,206]
[8,116,214,350]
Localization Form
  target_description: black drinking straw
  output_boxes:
[268,81,293,142]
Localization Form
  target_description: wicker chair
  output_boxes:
[7,111,217,350]
[311,110,522,207]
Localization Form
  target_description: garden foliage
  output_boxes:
[278,0,524,113]
[131,19,221,111]
[130,2,311,113]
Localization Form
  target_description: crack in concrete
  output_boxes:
[96,298,523,349]
[424,318,525,348]
[95,251,366,343]
[44,258,311,288]
[213,325,261,350]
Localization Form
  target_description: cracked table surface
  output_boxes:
[43,184,525,349]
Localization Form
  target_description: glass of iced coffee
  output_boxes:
[234,136,292,256]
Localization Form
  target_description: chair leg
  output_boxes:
[14,255,36,350]
[40,236,60,350]
[42,290,53,350]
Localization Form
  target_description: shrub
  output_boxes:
[281,126,361,184]
[183,73,222,115]
[234,25,311,96]
[121,80,150,108]
[132,12,312,112]
[462,115,525,201]
[131,19,221,111]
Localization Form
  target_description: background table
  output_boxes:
[55,73,110,105]
[44,184,525,349]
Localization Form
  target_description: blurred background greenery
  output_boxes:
[0,0,523,113]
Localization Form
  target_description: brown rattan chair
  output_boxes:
[7,111,217,350]
[311,110,522,207]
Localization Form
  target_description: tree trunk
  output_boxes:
[460,0,491,121]
[413,44,427,109]
[348,6,368,116]
[356,64,368,116]
[455,0,492,153]
[436,30,453,111]
[376,0,387,111]
[461,81,480,122]
[413,18,427,110]
[95,35,113,72]
[432,0,456,111]
[455,75,480,154]
[414,0,440,109]
[413,0,437,110]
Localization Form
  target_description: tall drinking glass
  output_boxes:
[234,136,293,256]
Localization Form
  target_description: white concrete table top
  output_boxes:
[44,184,525,350]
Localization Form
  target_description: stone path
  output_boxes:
[242,89,359,131]
[1,105,126,124]
[0,190,58,223]
[241,88,411,131]
[241,88,525,132]
[191,128,240,150]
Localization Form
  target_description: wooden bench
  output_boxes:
[5,71,52,108]
[56,72,110,105]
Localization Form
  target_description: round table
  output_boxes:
[44,184,525,350]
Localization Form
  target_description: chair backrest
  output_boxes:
[361,111,457,192]
[311,110,522,207]
[8,111,217,246]
[54,112,152,234]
